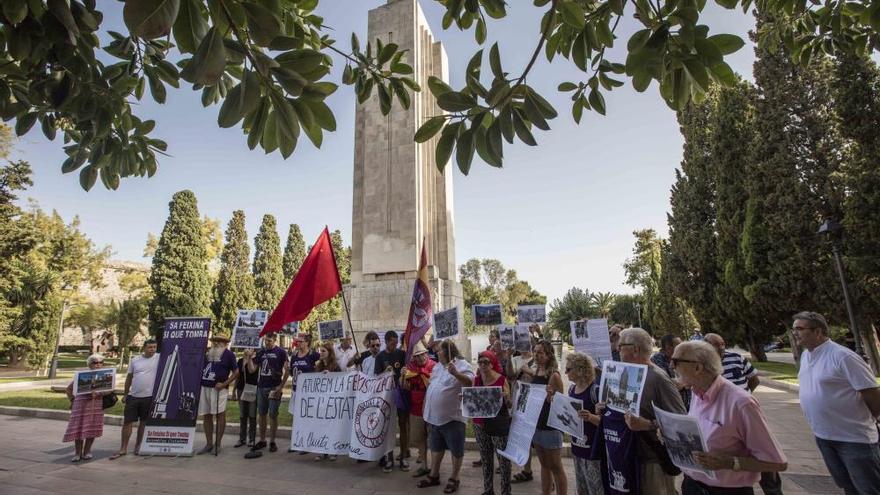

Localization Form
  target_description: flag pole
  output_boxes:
[339,289,360,356]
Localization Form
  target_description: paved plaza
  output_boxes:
[0,384,844,495]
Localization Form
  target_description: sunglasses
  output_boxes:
[671,357,698,367]
[477,359,491,365]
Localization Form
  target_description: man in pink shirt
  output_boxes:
[671,341,787,494]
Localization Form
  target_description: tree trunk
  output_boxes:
[746,329,767,362]
[788,330,802,370]
[858,316,880,377]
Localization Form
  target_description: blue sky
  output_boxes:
[11,1,756,305]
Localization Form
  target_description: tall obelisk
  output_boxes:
[346,0,465,354]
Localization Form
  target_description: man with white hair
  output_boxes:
[615,327,687,495]
[197,335,238,455]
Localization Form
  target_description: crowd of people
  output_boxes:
[59,311,880,495]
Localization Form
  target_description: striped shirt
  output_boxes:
[721,351,757,389]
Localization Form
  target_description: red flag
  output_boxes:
[261,227,342,336]
[403,242,433,362]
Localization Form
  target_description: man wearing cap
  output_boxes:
[197,335,239,455]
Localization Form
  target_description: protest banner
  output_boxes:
[290,371,397,461]
[472,304,503,326]
[433,306,460,341]
[140,317,210,456]
[547,394,584,440]
[570,318,613,365]
[318,319,345,341]
[73,368,115,395]
[653,404,715,479]
[514,324,532,353]
[231,310,267,348]
[498,382,547,465]
[599,360,648,416]
[516,304,546,324]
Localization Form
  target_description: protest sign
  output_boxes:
[570,318,613,365]
[461,386,503,418]
[231,310,267,348]
[140,317,210,456]
[318,319,345,341]
[73,368,115,395]
[473,304,503,326]
[290,371,397,461]
[279,320,300,336]
[516,304,546,324]
[653,404,715,479]
[498,382,547,465]
[433,307,460,341]
[514,324,532,353]
[498,324,515,350]
[547,394,584,440]
[599,360,648,416]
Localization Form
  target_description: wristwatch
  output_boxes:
[731,457,742,472]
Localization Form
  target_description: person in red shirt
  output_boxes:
[402,342,436,478]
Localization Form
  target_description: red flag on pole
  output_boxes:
[261,227,342,336]
[403,241,433,362]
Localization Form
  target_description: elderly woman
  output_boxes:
[565,352,603,495]
[64,354,110,462]
[418,340,474,493]
[671,341,787,495]
[403,342,436,477]
[473,350,512,495]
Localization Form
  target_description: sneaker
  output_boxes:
[328,455,337,461]
[234,440,246,448]
[196,445,213,455]
[298,450,309,455]
[315,455,326,461]
[383,463,393,473]
[399,458,410,471]
[253,441,267,451]
[269,442,278,453]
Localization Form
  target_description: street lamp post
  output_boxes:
[634,302,642,328]
[48,299,69,379]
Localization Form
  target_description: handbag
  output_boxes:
[102,392,118,410]
[484,404,511,436]
[241,383,257,402]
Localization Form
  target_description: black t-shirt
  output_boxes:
[236,357,259,391]
[375,348,406,380]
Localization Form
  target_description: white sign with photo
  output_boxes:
[461,386,503,419]
[514,324,532,353]
[498,382,547,466]
[653,404,716,479]
[498,324,515,350]
[433,306,460,341]
[571,318,613,365]
[318,319,345,341]
[599,360,648,416]
[279,320,300,336]
[73,368,116,395]
[472,304,503,326]
[516,304,546,324]
[231,309,268,348]
[547,394,585,441]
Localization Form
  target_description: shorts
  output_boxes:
[428,420,465,458]
[198,387,229,415]
[409,414,429,450]
[256,386,281,417]
[532,428,563,450]
[123,396,152,424]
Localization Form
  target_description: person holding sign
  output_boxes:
[375,330,410,472]
[564,352,603,495]
[403,342,436,477]
[473,350,513,495]
[419,340,474,493]
[63,354,111,462]
[671,341,787,495]
[197,335,238,455]
[517,340,567,495]
[233,349,259,448]
[247,334,288,453]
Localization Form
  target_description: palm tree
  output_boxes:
[591,292,615,319]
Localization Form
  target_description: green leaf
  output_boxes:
[707,34,745,55]
[180,27,227,85]
[694,38,723,66]
[79,165,98,191]
[377,83,392,115]
[428,76,454,97]
[275,49,327,74]
[489,43,503,79]
[475,125,502,168]
[714,0,737,8]
[523,96,550,130]
[498,106,514,143]
[526,88,558,118]
[512,110,537,146]
[304,99,336,131]
[123,0,180,39]
[247,99,268,150]
[558,82,578,92]
[146,69,167,103]
[588,88,606,115]
[271,94,300,149]
[683,58,710,91]
[14,112,38,136]
[242,2,281,47]
[456,128,476,175]
[435,125,458,171]
[261,109,278,153]
[437,92,475,112]
[48,0,80,44]
[218,71,261,128]
[572,31,587,71]
[378,42,399,65]
[709,62,736,86]
[572,98,584,123]
[291,98,321,148]
[3,0,28,26]
[173,0,208,53]
[560,1,586,30]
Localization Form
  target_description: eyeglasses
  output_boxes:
[671,357,698,367]
[792,326,816,332]
[618,343,635,348]
[92,361,103,365]
[477,360,491,365]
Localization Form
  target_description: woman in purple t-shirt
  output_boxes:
[565,352,603,495]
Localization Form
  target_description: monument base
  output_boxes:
[344,275,469,360]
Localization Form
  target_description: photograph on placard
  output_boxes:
[547,394,585,440]
[231,309,268,348]
[570,320,587,340]
[472,304,503,326]
[516,304,546,324]
[73,368,116,395]
[461,386,503,418]
[433,306,460,341]
[498,324,515,350]
[513,324,532,353]
[279,320,300,336]
[653,404,715,479]
[318,319,345,341]
[598,360,648,416]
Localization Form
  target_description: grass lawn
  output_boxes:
[0,375,73,384]
[753,361,799,383]
[0,352,120,371]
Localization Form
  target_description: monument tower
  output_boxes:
[346,0,464,351]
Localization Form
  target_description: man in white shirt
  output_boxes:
[360,335,381,375]
[111,339,159,459]
[335,334,358,370]
[795,311,880,495]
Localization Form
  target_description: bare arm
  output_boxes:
[860,387,880,417]
[747,374,760,392]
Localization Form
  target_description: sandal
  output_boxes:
[511,471,533,483]
[82,454,93,460]
[443,478,460,494]
[71,456,81,463]
[412,466,431,478]
[109,452,126,460]
[417,475,441,488]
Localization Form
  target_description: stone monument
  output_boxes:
[345,0,466,355]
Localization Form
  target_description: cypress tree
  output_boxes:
[148,190,211,336]
[282,223,305,282]
[212,210,256,336]
[253,214,285,310]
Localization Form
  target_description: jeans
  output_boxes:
[815,437,880,495]
[239,399,256,444]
